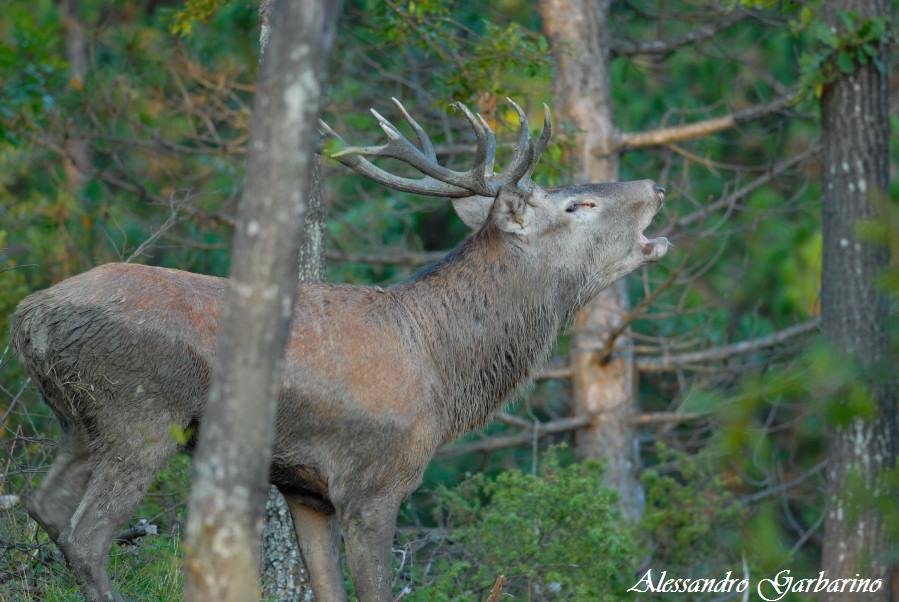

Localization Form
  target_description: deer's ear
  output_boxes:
[491,185,535,235]
[451,195,493,230]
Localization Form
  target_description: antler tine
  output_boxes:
[535,103,552,158]
[322,111,491,197]
[333,107,492,195]
[485,98,536,191]
[520,103,553,188]
[318,119,344,142]
[476,113,497,176]
[321,115,472,197]
[391,97,436,161]
[322,98,549,198]
[453,102,492,194]
[325,146,473,197]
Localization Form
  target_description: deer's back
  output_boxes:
[12,263,434,440]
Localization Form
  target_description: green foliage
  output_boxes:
[735,1,892,100]
[367,0,551,101]
[640,444,743,566]
[405,448,637,601]
[797,10,891,100]
[0,232,31,339]
[170,0,231,37]
[0,3,67,140]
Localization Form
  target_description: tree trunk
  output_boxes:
[257,1,329,598]
[183,2,338,600]
[261,487,313,601]
[819,0,896,598]
[60,0,91,192]
[539,0,644,519]
[261,146,328,602]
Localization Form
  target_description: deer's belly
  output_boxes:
[269,461,335,514]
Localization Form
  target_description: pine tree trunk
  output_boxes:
[183,2,338,599]
[261,487,313,600]
[819,0,896,598]
[261,150,327,601]
[539,0,644,520]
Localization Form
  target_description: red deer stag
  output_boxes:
[12,98,669,601]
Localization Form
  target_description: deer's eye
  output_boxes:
[566,200,597,213]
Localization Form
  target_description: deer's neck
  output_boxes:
[392,226,571,441]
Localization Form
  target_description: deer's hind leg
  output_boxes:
[27,422,92,543]
[282,493,347,602]
[57,413,179,602]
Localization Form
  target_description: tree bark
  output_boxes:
[60,0,91,192]
[261,487,313,601]
[539,0,644,519]
[261,133,328,602]
[819,1,896,598]
[257,2,328,598]
[183,2,338,600]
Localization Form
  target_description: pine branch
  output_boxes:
[636,319,820,372]
[611,11,749,58]
[435,412,705,457]
[435,415,591,458]
[666,145,820,234]
[617,94,793,151]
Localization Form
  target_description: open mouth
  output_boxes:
[640,232,670,259]
[639,191,670,259]
[637,211,671,261]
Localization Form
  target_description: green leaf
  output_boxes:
[169,423,194,445]
[799,6,814,27]
[837,50,855,74]
[814,81,825,98]
[837,10,856,32]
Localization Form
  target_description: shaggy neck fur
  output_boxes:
[391,225,580,442]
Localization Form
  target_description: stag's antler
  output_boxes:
[320,98,551,198]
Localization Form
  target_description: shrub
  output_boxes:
[403,447,637,601]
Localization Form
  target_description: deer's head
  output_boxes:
[322,98,669,296]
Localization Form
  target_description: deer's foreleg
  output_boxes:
[338,496,401,602]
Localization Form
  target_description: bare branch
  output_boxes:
[740,461,826,505]
[630,411,705,426]
[617,95,793,151]
[533,357,571,381]
[495,413,533,429]
[664,145,820,235]
[115,519,158,545]
[435,411,707,458]
[636,319,820,372]
[435,415,591,458]
[596,263,685,363]
[126,201,180,263]
[611,11,749,58]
